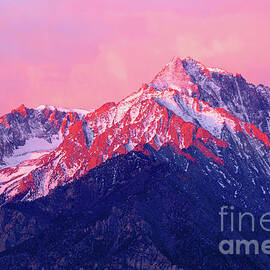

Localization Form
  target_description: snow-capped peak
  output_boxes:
[1,57,270,204]
[150,56,198,96]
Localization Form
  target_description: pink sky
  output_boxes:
[0,0,270,115]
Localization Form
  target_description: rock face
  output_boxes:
[182,58,270,134]
[0,57,270,269]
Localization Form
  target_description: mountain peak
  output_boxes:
[167,56,183,65]
[11,104,27,117]
[150,56,198,94]
[150,57,238,98]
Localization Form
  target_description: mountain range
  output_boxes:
[0,57,270,269]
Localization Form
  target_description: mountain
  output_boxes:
[1,57,270,269]
[1,57,270,204]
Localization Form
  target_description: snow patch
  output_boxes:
[1,136,62,169]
